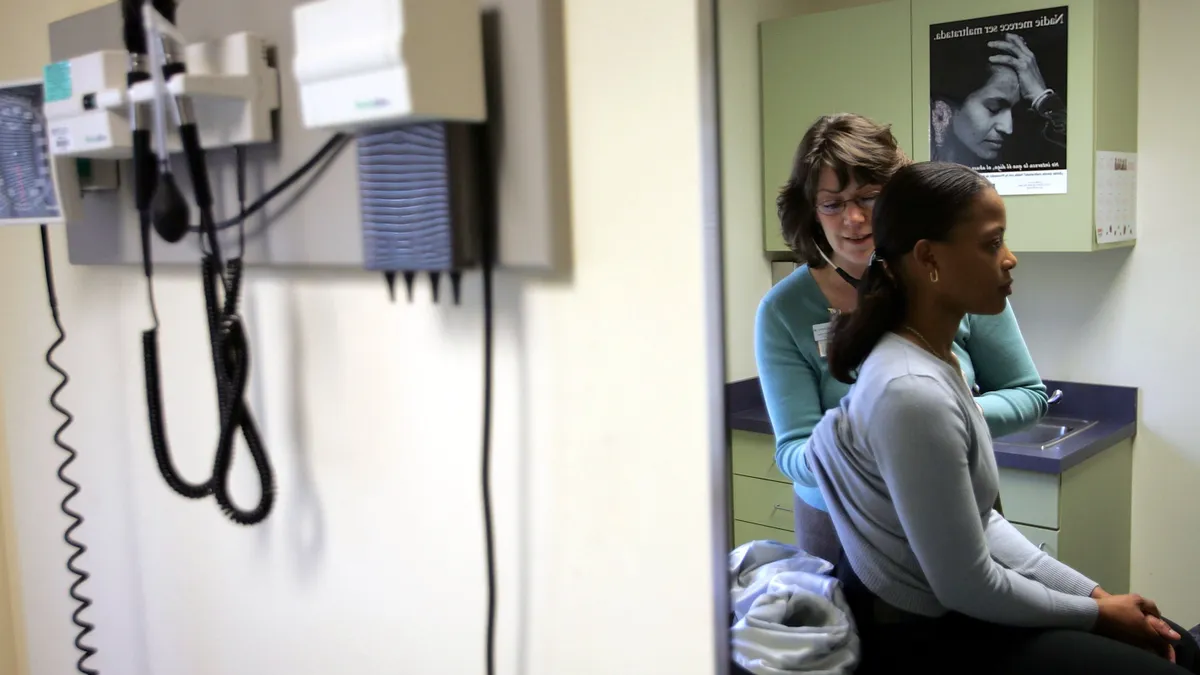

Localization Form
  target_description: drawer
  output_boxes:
[1010,522,1060,559]
[998,467,1060,529]
[732,474,796,531]
[733,520,794,548]
[731,431,790,484]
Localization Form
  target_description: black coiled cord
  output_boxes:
[39,224,100,675]
[140,147,277,525]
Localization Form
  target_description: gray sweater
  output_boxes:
[807,333,1100,629]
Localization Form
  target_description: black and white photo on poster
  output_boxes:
[930,7,1068,195]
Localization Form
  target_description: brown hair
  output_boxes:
[827,162,991,383]
[776,114,908,266]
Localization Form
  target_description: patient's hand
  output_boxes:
[1094,588,1180,662]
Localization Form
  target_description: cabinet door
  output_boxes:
[1010,522,1061,558]
[910,0,1101,252]
[733,520,795,549]
[730,430,790,484]
[732,475,798,531]
[759,0,914,254]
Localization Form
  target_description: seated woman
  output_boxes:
[756,113,1048,562]
[806,161,1198,674]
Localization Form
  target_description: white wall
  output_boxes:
[1010,0,1200,626]
[0,1,723,675]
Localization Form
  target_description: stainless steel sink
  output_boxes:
[997,416,1097,449]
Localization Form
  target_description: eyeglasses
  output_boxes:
[816,192,880,216]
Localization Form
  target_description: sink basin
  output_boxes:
[996,416,1097,449]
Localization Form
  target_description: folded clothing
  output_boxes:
[730,539,860,674]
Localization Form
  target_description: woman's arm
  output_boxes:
[755,300,827,509]
[963,300,1049,438]
[869,376,1097,629]
[983,510,1099,597]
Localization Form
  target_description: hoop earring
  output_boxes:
[930,269,939,283]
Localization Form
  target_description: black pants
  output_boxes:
[836,555,1200,675]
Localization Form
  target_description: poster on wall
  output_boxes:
[929,7,1069,195]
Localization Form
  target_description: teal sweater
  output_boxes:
[755,265,1049,511]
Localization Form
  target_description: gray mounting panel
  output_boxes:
[49,0,569,270]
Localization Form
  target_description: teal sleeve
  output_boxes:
[963,301,1049,439]
[754,299,828,511]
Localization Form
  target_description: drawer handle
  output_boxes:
[1038,542,1048,551]
[771,504,794,516]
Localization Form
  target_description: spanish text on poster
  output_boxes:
[929,7,1069,196]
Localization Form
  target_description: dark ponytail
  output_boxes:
[827,257,907,384]
[826,161,992,384]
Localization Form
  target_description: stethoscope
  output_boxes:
[814,239,1066,405]
[814,239,863,289]
[816,240,993,391]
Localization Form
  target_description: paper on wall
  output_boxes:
[1095,151,1137,244]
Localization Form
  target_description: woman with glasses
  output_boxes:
[755,113,1049,563]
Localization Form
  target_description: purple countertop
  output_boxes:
[727,378,1137,475]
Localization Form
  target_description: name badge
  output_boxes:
[813,322,832,358]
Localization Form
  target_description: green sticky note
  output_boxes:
[43,61,72,103]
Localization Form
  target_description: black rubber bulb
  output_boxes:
[151,172,191,243]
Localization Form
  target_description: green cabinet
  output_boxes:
[730,429,1133,594]
[759,0,1138,255]
[911,0,1138,252]
[759,0,914,258]
[997,438,1134,594]
[730,431,795,547]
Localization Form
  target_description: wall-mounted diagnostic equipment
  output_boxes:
[293,0,486,131]
[31,0,566,671]
[0,77,94,674]
[0,80,82,223]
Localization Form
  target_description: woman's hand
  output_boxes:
[1093,587,1180,641]
[1136,595,1180,663]
[988,34,1049,103]
[1095,594,1177,662]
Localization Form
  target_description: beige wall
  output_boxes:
[1011,0,1200,626]
[718,0,791,382]
[0,386,24,675]
[0,1,723,674]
